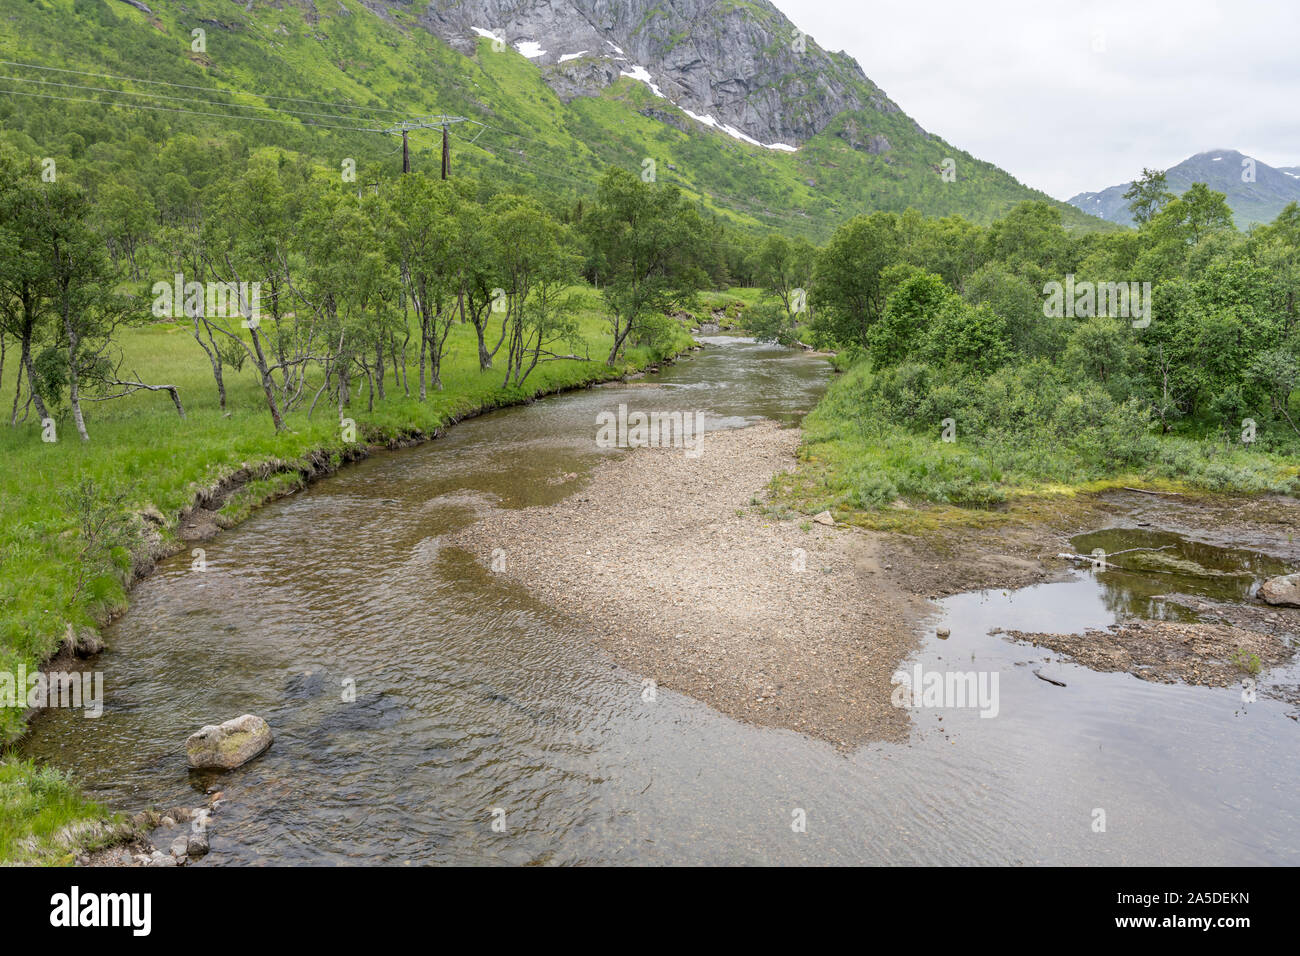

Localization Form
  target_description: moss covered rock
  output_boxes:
[185,714,272,770]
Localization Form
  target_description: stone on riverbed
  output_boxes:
[1258,573,1300,607]
[185,714,272,770]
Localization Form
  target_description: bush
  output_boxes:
[848,468,898,508]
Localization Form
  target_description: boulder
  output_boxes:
[812,510,834,526]
[185,714,272,770]
[1258,573,1300,607]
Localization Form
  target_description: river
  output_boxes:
[22,337,1300,864]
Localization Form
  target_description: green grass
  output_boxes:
[774,358,1300,528]
[0,755,119,866]
[692,287,761,329]
[0,287,691,863]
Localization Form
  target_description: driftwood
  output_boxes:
[1057,544,1175,574]
[1033,670,1067,687]
[1121,486,1184,496]
[1060,541,1175,564]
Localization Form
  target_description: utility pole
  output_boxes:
[382,115,469,175]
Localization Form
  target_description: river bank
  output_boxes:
[1,316,696,865]
[18,335,1300,866]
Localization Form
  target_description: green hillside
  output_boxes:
[0,0,1111,239]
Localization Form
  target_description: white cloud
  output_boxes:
[771,0,1300,199]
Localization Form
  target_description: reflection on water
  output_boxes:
[21,339,1300,865]
[1070,528,1293,621]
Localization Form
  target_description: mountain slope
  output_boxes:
[403,0,909,149]
[1068,149,1300,229]
[0,0,1110,238]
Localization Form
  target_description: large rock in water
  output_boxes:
[185,715,272,770]
[1258,573,1300,607]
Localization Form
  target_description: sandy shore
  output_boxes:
[450,420,930,747]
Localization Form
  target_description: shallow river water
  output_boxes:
[23,338,1300,864]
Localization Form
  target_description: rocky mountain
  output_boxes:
[390,0,911,150]
[1068,149,1300,229]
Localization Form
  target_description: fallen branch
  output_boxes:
[1107,544,1173,558]
[1121,486,1184,496]
[91,379,186,419]
[1057,551,1126,568]
[1033,669,1067,687]
[1057,544,1173,563]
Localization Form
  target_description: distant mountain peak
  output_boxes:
[1068,149,1300,228]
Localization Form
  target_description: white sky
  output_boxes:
[771,0,1300,199]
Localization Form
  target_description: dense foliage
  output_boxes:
[783,190,1300,509]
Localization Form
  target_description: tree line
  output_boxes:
[0,147,717,439]
[748,181,1299,448]
[6,131,1297,455]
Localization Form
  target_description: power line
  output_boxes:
[454,127,807,225]
[0,60,485,176]
[458,123,816,225]
[383,116,470,176]
[479,151,597,191]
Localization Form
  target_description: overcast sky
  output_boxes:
[771,0,1299,199]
